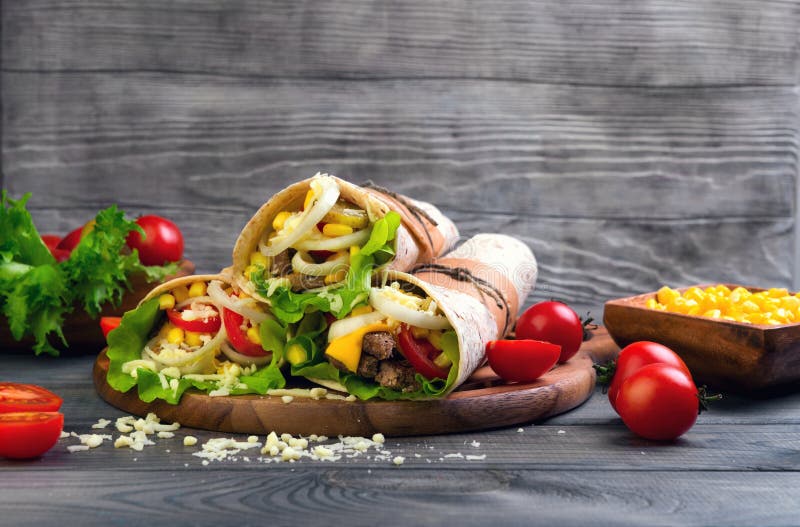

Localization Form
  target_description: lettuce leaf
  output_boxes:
[0,192,179,355]
[252,211,401,324]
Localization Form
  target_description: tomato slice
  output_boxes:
[396,324,449,380]
[222,308,267,357]
[166,307,221,333]
[0,383,63,413]
[100,317,122,339]
[485,339,561,383]
[0,412,64,459]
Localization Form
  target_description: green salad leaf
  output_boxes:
[0,191,179,355]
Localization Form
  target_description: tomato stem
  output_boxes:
[697,385,723,414]
[581,311,597,341]
[592,360,616,393]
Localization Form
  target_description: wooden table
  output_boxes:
[3,334,800,526]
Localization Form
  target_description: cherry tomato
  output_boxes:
[515,301,583,363]
[222,308,266,356]
[608,341,691,413]
[126,215,184,266]
[396,324,449,380]
[0,383,62,413]
[616,363,698,441]
[167,308,221,333]
[100,317,123,339]
[0,412,64,459]
[55,225,84,252]
[41,235,70,262]
[486,339,561,383]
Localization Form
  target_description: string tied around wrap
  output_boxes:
[411,263,512,336]
[361,180,439,252]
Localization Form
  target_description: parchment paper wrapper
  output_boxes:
[230,174,459,299]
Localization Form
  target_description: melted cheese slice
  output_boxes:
[325,322,391,373]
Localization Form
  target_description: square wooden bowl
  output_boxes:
[603,284,800,393]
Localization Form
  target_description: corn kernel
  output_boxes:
[172,286,189,304]
[351,305,374,317]
[741,300,760,314]
[285,343,308,365]
[244,265,259,279]
[646,298,658,309]
[167,328,184,345]
[322,223,354,237]
[303,190,315,211]
[768,288,789,298]
[272,211,293,231]
[247,326,261,345]
[656,286,680,305]
[684,287,705,303]
[188,282,206,298]
[324,269,348,285]
[250,252,269,267]
[427,330,443,350]
[185,331,202,347]
[411,327,429,339]
[703,309,722,319]
[350,245,360,258]
[158,294,176,310]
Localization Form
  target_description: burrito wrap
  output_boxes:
[231,175,459,299]
[413,234,537,337]
[359,234,537,396]
[141,273,231,304]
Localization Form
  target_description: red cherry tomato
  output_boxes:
[166,308,221,333]
[485,339,561,383]
[0,412,64,459]
[396,324,449,380]
[0,383,63,414]
[41,235,70,262]
[222,308,266,356]
[100,317,123,339]
[126,215,184,266]
[608,341,691,413]
[55,225,84,252]
[616,363,698,441]
[515,301,583,363]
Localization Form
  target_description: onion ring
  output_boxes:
[291,250,349,277]
[369,287,451,330]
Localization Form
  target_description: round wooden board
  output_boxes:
[93,329,619,437]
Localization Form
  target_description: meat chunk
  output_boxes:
[357,354,379,378]
[362,331,395,360]
[288,273,326,291]
[271,249,292,276]
[375,361,420,392]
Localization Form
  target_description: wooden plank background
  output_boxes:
[2,0,799,316]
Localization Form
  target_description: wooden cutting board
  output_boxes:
[93,329,619,437]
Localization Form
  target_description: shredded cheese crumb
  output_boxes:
[91,419,111,429]
[184,436,198,446]
[392,456,405,466]
[372,433,385,444]
[281,395,294,404]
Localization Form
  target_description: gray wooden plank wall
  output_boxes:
[2,0,799,315]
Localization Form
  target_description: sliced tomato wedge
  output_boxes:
[0,383,63,414]
[485,339,561,383]
[0,412,64,459]
[222,308,266,357]
[396,324,449,380]
[100,317,122,339]
[166,307,221,333]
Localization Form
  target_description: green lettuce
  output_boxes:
[0,192,179,355]
[252,211,401,324]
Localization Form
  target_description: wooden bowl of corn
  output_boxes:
[603,284,800,393]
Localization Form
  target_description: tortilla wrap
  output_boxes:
[312,234,537,397]
[230,174,459,299]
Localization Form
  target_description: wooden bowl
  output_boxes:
[0,260,195,355]
[603,284,800,393]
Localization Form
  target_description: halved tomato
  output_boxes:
[396,324,449,380]
[485,339,561,383]
[100,317,122,339]
[0,412,64,459]
[222,308,266,356]
[166,307,221,333]
[0,383,63,413]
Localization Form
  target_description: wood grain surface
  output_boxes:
[4,343,800,526]
[3,0,799,317]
